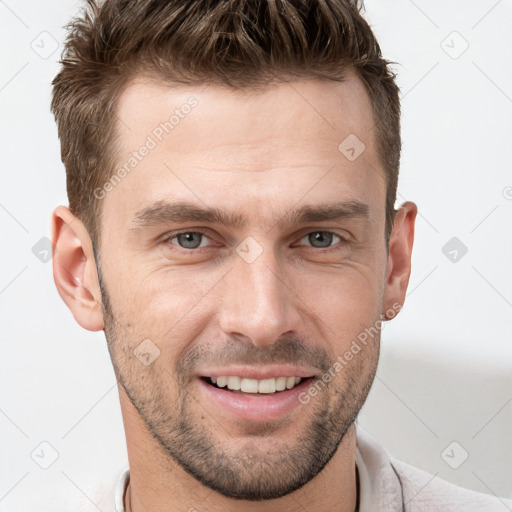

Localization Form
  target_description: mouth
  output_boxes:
[197,374,316,422]
[196,365,319,422]
[200,375,312,395]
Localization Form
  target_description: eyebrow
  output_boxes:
[131,199,370,230]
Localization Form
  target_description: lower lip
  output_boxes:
[197,377,314,422]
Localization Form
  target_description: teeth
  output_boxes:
[258,378,275,394]
[286,377,296,389]
[241,378,259,393]
[227,376,241,390]
[209,376,304,393]
[275,377,287,391]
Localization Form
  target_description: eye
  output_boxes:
[296,231,347,250]
[160,229,349,254]
[164,231,212,250]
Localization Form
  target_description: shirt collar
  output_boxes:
[114,468,129,512]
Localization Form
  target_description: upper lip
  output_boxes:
[198,365,318,380]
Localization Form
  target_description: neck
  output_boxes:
[120,390,359,512]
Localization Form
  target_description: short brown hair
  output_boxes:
[51,0,400,250]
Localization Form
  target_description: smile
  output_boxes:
[206,376,304,394]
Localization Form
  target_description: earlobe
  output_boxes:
[51,205,105,332]
[382,201,418,320]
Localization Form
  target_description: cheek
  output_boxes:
[110,268,217,367]
[109,254,210,320]
[291,265,384,339]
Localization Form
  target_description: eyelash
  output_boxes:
[161,230,350,253]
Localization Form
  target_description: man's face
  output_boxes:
[98,73,390,499]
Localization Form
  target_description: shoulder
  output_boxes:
[355,425,512,512]
[391,457,512,512]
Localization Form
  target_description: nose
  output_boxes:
[217,243,302,347]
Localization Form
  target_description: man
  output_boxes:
[50,1,511,511]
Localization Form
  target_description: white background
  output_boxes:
[1,0,511,510]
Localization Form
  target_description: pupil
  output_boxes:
[310,231,332,248]
[178,232,201,249]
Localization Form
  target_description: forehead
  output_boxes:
[105,72,384,230]
[115,71,376,157]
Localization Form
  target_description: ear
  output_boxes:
[51,205,104,331]
[382,201,418,320]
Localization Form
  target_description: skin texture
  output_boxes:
[52,70,417,512]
